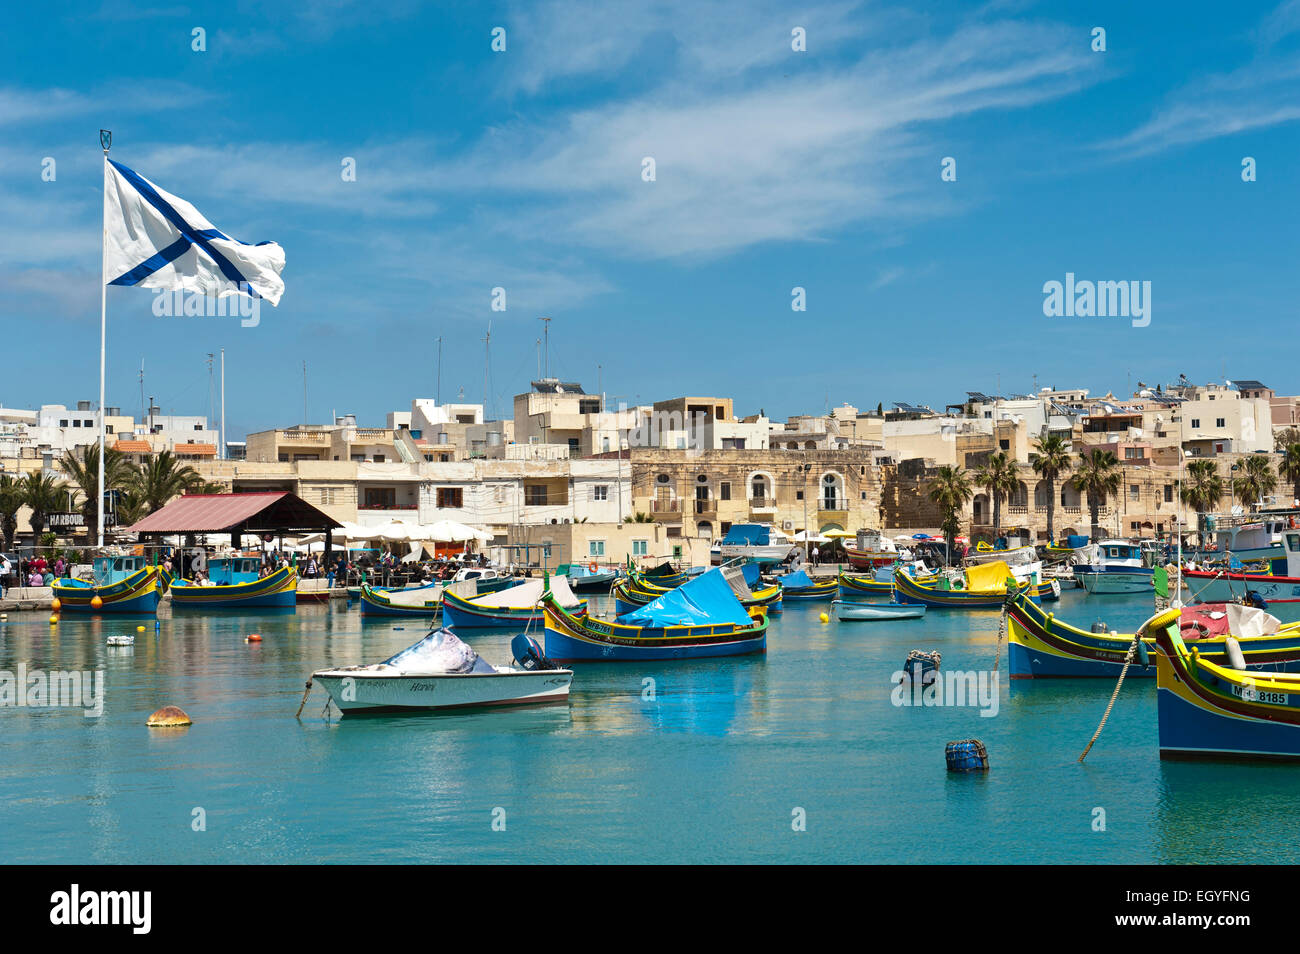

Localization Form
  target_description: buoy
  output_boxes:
[946,739,989,772]
[146,705,191,727]
[51,598,61,611]
[49,615,58,624]
[136,625,146,632]
[246,633,262,642]
[90,596,103,609]
[819,612,829,623]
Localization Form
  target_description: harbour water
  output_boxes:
[4,589,1299,864]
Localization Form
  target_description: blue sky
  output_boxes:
[2,0,1298,439]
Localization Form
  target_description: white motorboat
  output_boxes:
[311,629,572,714]
[832,599,926,621]
[717,524,798,566]
[1075,540,1155,594]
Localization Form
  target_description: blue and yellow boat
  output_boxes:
[164,558,297,609]
[1154,610,1300,761]
[357,582,443,618]
[52,555,159,614]
[543,566,768,662]
[774,569,838,601]
[894,562,1050,609]
[442,575,586,628]
[614,563,782,615]
[1007,593,1300,679]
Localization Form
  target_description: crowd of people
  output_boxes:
[0,553,73,596]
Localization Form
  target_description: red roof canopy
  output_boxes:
[126,492,342,534]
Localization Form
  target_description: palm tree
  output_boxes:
[114,486,150,528]
[1070,449,1122,540]
[1031,434,1073,544]
[927,465,972,564]
[60,444,132,535]
[1180,458,1224,546]
[1231,455,1277,510]
[973,451,1019,540]
[129,449,204,513]
[1280,441,1300,507]
[21,472,65,542]
[0,474,23,551]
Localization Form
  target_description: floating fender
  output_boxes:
[1137,640,1151,668]
[1091,620,1109,633]
[1223,636,1247,672]
[945,739,989,772]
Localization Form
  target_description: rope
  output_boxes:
[294,679,313,719]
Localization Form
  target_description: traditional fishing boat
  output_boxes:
[894,561,1047,609]
[543,565,768,661]
[717,524,797,566]
[52,555,160,614]
[1006,591,1300,678]
[843,529,900,570]
[311,629,572,714]
[1179,527,1300,622]
[1074,540,1155,594]
[554,562,620,590]
[844,565,1058,603]
[357,581,444,617]
[441,575,585,628]
[832,599,926,621]
[164,558,297,609]
[638,561,691,588]
[614,562,782,615]
[774,569,838,601]
[1153,613,1300,761]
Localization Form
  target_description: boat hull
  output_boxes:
[52,567,160,614]
[1077,568,1153,594]
[843,546,897,570]
[543,600,766,661]
[441,588,586,628]
[166,565,298,608]
[778,578,839,601]
[893,570,1036,609]
[833,601,926,621]
[313,668,573,713]
[358,584,443,618]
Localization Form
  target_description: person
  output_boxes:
[0,555,9,596]
[306,556,318,579]
[29,569,43,587]
[811,544,820,565]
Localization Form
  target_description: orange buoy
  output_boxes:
[90,596,103,609]
[246,633,262,642]
[50,598,61,611]
[146,705,192,727]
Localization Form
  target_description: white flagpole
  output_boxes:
[220,348,226,459]
[97,130,111,549]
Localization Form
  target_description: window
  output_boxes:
[719,482,731,500]
[796,490,804,500]
[1125,447,1142,459]
[1164,484,1174,502]
[193,423,203,431]
[1129,484,1140,501]
[1191,418,1200,428]
[319,488,337,505]
[72,419,81,428]
[363,487,396,508]
[751,480,766,500]
[59,419,68,427]
[999,439,1009,450]
[1216,418,1225,428]
[632,540,648,556]
[525,484,548,506]
[593,485,608,501]
[672,545,683,559]
[373,453,385,462]
[567,438,580,452]
[541,541,553,559]
[436,487,463,509]
[589,540,605,557]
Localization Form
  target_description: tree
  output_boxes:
[21,472,65,542]
[1180,458,1224,546]
[0,474,23,551]
[1231,454,1276,509]
[114,486,150,528]
[973,451,1018,538]
[60,444,132,536]
[1070,449,1122,540]
[927,465,972,564]
[1031,434,1073,544]
[1274,427,1300,452]
[129,449,204,513]
[1280,442,1300,507]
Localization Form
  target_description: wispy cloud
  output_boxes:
[1102,0,1300,157]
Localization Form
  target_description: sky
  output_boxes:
[1,0,1298,440]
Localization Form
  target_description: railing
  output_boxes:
[1008,505,1029,515]
[693,500,716,515]
[650,499,681,513]
[281,430,328,443]
[355,429,393,442]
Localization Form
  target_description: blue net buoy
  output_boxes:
[946,739,989,772]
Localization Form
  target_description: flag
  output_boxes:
[103,158,285,305]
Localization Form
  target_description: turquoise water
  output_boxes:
[3,587,1300,864]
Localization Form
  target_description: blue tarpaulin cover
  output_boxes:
[740,562,761,585]
[1066,535,1089,549]
[778,569,815,589]
[617,567,751,627]
[722,524,769,546]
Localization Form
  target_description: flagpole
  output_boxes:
[97,130,111,549]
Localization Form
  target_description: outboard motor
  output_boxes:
[512,633,557,671]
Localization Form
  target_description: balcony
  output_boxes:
[650,499,682,522]
[280,430,329,444]
[693,499,717,516]
[749,497,777,516]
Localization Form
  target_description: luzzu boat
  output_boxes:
[441,575,585,628]
[358,582,444,617]
[637,561,691,588]
[1006,592,1300,678]
[842,566,1058,603]
[52,555,159,614]
[543,565,769,662]
[893,561,1050,609]
[164,558,297,609]
[1153,611,1300,761]
[554,562,621,590]
[614,562,782,615]
[774,569,838,601]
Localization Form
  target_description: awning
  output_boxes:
[126,492,342,534]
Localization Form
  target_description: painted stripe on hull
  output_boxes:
[1158,684,1300,761]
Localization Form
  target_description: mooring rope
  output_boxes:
[294,678,313,720]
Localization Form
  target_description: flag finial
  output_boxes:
[99,129,111,154]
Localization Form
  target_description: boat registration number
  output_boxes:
[1231,684,1288,705]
